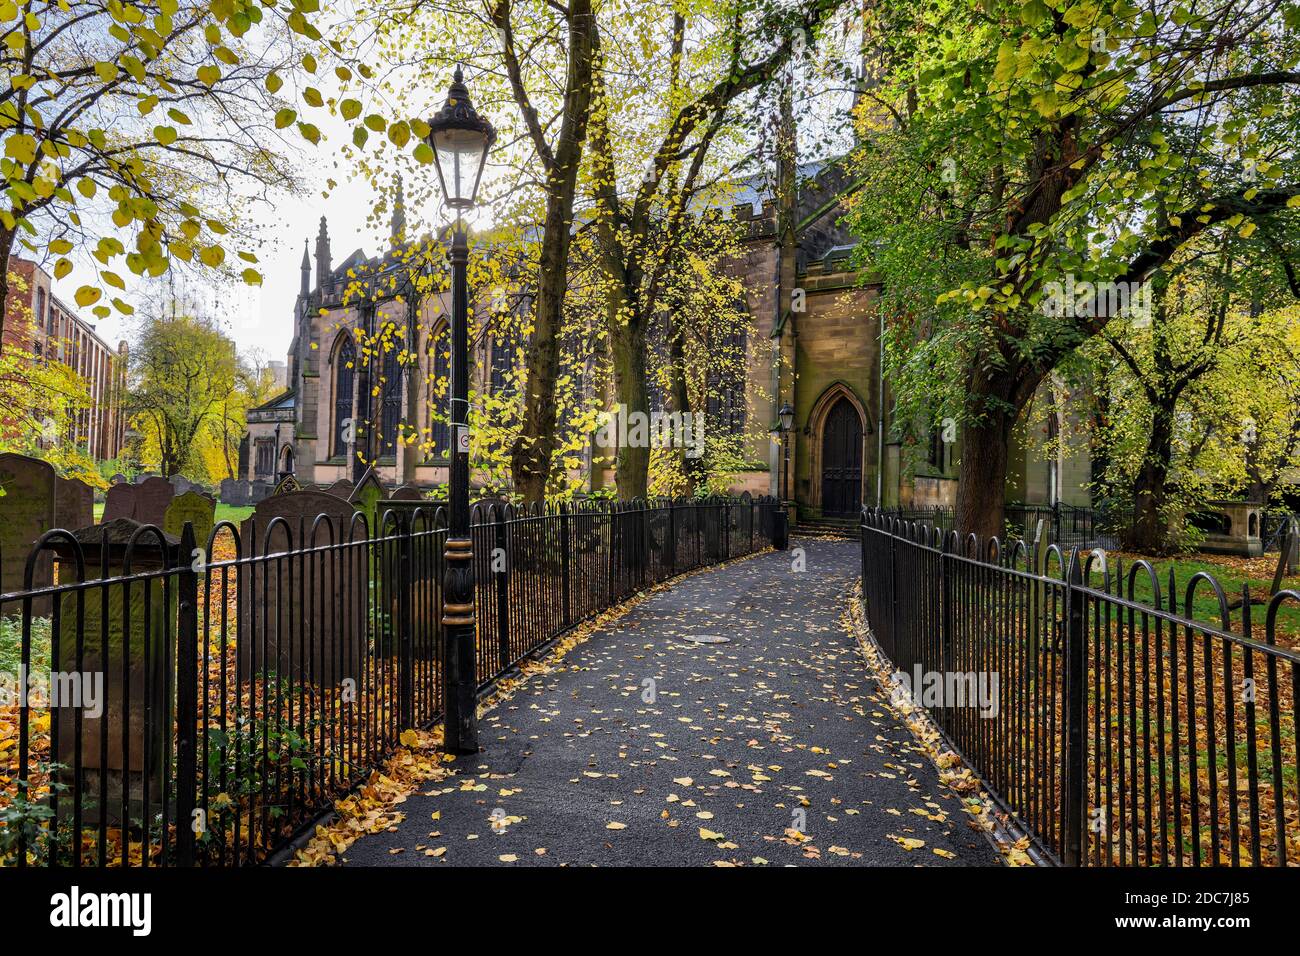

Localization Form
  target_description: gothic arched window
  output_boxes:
[333,336,355,459]
[489,329,516,396]
[379,339,401,457]
[705,324,747,435]
[428,324,450,458]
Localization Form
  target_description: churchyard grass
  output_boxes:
[91,502,252,526]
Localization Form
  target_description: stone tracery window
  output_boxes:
[333,335,355,460]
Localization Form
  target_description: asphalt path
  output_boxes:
[343,538,1001,867]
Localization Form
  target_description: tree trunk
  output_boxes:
[506,0,595,505]
[1129,403,1175,553]
[510,197,570,503]
[609,304,649,500]
[953,406,1013,543]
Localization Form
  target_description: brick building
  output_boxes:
[3,257,129,463]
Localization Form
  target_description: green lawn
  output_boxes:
[214,503,253,525]
[91,501,252,525]
[1105,551,1300,648]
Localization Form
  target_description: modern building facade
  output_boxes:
[3,257,129,463]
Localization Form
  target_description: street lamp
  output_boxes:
[426,66,495,755]
[773,402,794,550]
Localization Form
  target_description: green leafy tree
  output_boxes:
[127,304,241,478]
[846,0,1300,537]
[586,0,852,498]
[0,0,331,351]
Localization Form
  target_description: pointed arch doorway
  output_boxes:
[820,396,863,518]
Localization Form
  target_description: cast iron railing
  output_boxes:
[860,508,1299,866]
[0,494,776,867]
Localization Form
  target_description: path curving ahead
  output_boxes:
[342,538,1000,867]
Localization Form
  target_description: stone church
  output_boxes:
[245,164,1089,518]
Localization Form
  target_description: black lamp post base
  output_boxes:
[773,508,790,550]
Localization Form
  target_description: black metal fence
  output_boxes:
[0,494,776,867]
[860,508,1299,866]
[886,502,1132,550]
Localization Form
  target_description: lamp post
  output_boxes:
[773,402,794,550]
[426,67,496,754]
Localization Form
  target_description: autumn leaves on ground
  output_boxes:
[303,540,1002,868]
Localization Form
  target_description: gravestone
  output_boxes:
[390,484,423,501]
[55,476,94,531]
[272,474,301,496]
[239,490,364,685]
[0,453,56,608]
[219,477,243,506]
[102,481,138,521]
[1031,518,1051,573]
[1286,516,1300,576]
[164,491,216,548]
[109,473,128,485]
[349,469,387,533]
[52,519,175,825]
[250,480,273,503]
[325,478,354,498]
[133,476,175,528]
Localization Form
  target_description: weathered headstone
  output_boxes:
[219,477,241,506]
[349,469,387,532]
[102,481,138,522]
[389,484,423,500]
[52,519,175,825]
[133,476,175,528]
[1031,518,1051,573]
[0,453,57,608]
[164,490,216,548]
[1286,516,1300,576]
[239,490,364,685]
[272,474,301,496]
[109,473,128,485]
[55,476,93,531]
[325,478,354,498]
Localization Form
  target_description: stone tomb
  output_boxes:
[0,453,57,608]
[238,490,365,686]
[1191,500,1264,557]
[163,491,216,549]
[52,519,175,825]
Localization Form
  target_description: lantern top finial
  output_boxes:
[425,68,497,211]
